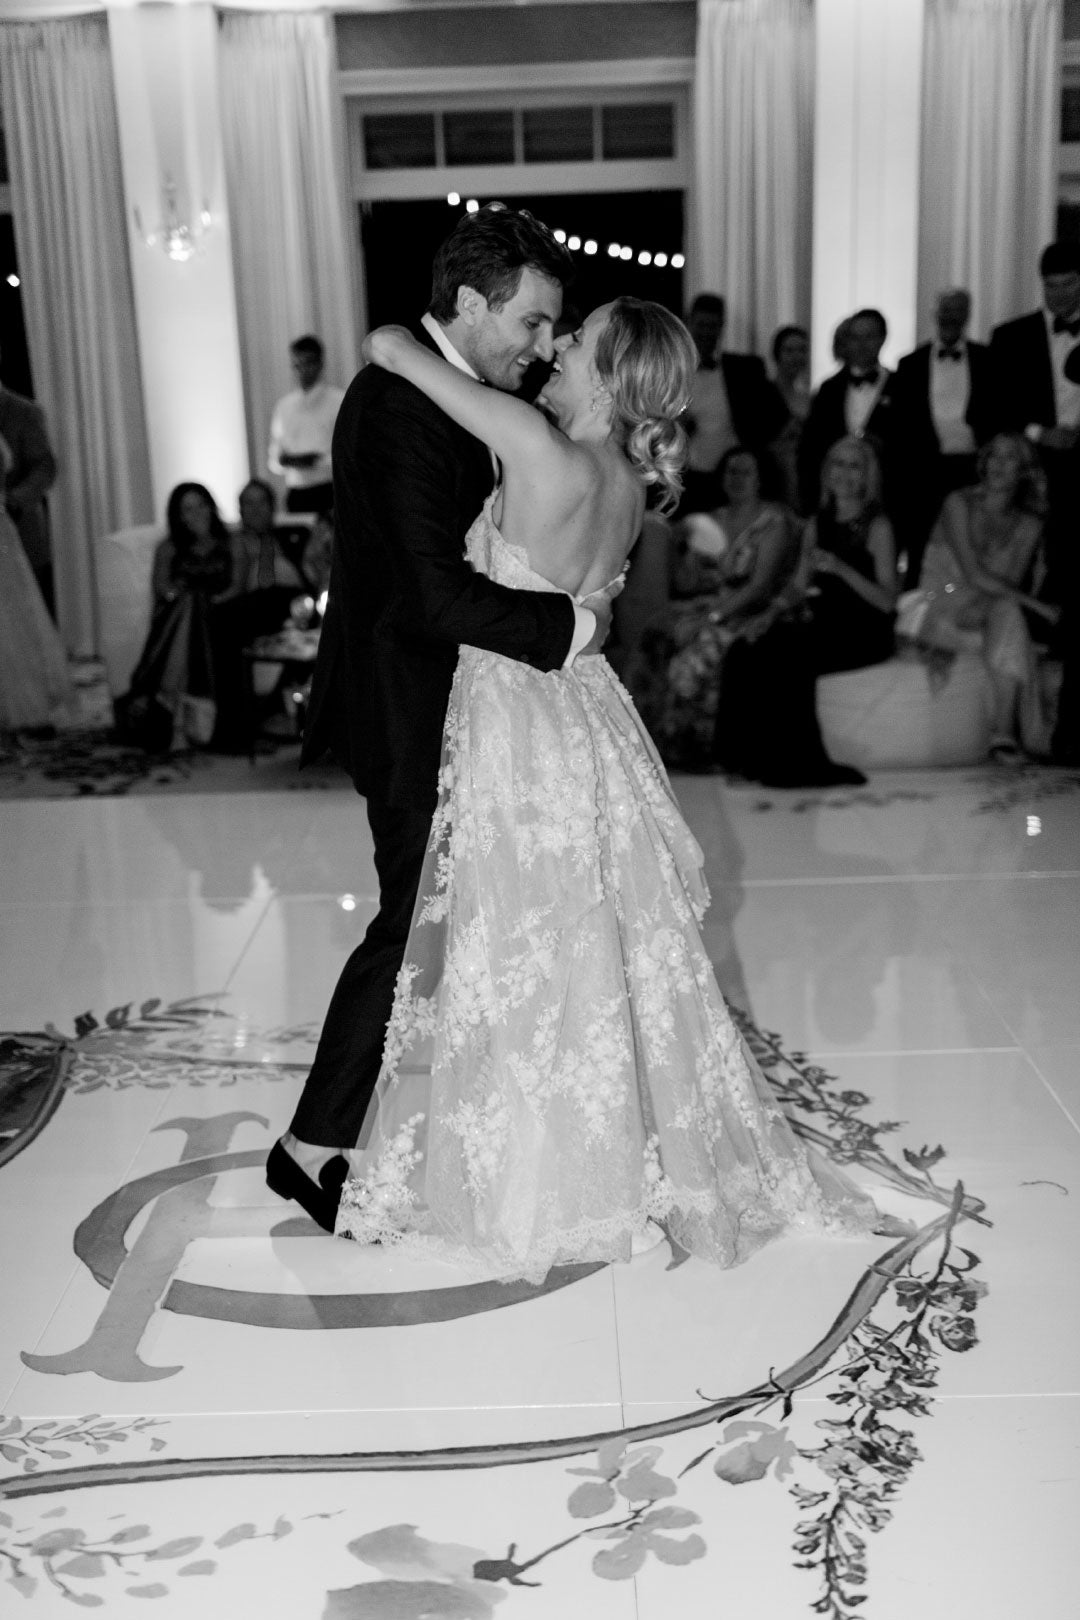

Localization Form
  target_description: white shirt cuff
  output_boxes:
[564,606,596,667]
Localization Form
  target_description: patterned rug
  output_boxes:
[0,730,346,800]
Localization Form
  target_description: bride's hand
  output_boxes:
[361,325,417,371]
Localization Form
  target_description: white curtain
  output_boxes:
[0,14,153,656]
[218,9,361,480]
[692,0,814,354]
[918,0,1061,339]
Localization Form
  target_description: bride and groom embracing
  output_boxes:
[266,203,880,1282]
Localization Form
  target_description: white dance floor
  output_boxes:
[1,767,1077,1617]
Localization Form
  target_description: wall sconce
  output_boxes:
[134,176,213,264]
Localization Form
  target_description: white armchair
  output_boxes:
[95,523,161,695]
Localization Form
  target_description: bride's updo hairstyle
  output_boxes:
[593,297,696,514]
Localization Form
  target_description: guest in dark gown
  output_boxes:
[766,325,811,511]
[629,446,802,768]
[717,436,898,787]
[117,483,242,752]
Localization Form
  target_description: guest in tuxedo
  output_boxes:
[0,354,58,616]
[679,293,785,513]
[766,324,811,510]
[892,288,995,585]
[266,205,603,1229]
[798,308,898,515]
[268,335,345,516]
[990,242,1080,761]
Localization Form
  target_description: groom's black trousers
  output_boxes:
[288,795,433,1148]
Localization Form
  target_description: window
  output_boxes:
[363,112,437,170]
[444,109,514,166]
[601,103,674,162]
[522,106,594,164]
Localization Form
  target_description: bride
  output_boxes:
[336,298,879,1281]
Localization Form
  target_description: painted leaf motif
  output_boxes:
[29,1528,83,1556]
[0,1444,24,1464]
[616,1453,677,1503]
[146,1537,202,1561]
[125,1585,170,1599]
[567,1480,617,1519]
[8,1573,36,1598]
[348,1525,488,1584]
[714,1422,797,1484]
[56,1555,106,1579]
[214,1523,257,1549]
[639,1506,701,1532]
[592,1538,649,1580]
[109,1526,151,1544]
[178,1561,217,1576]
[64,1595,104,1609]
[324,1580,503,1618]
[647,1531,707,1567]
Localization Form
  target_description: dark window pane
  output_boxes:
[522,106,593,163]
[601,103,675,161]
[363,113,437,170]
[0,126,7,185]
[1063,87,1080,144]
[444,109,514,166]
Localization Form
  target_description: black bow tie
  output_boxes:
[1053,315,1080,337]
[937,345,963,361]
[848,370,879,389]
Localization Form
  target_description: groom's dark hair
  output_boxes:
[429,202,574,323]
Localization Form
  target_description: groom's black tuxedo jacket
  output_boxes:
[302,327,576,810]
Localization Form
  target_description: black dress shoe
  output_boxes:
[265,1140,348,1232]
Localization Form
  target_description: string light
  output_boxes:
[638,251,652,266]
[671,253,686,269]
[465,198,479,214]
[584,240,597,255]
[619,246,632,261]
[447,191,460,206]
[6,274,19,289]
[568,235,581,251]
[554,229,567,243]
[654,252,668,269]
[607,243,621,258]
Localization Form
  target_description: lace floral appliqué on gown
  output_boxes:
[337,495,878,1281]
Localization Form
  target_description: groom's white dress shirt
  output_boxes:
[421,313,595,665]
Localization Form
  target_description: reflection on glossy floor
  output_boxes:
[1,767,1078,1617]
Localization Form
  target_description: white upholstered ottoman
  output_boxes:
[816,652,995,769]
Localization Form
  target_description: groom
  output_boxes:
[267,204,608,1228]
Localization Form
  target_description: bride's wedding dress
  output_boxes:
[336,494,878,1280]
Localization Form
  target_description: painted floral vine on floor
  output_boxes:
[0,1002,991,1615]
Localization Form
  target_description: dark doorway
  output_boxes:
[0,216,34,399]
[361,190,685,329]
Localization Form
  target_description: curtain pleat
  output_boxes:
[218,10,361,480]
[692,0,814,353]
[918,0,1061,336]
[0,15,153,655]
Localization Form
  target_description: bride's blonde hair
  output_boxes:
[594,297,696,514]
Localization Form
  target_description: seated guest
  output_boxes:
[630,446,801,768]
[766,324,811,510]
[892,288,995,586]
[209,481,319,750]
[300,508,334,600]
[117,483,242,751]
[235,478,306,593]
[718,436,899,787]
[798,308,898,515]
[913,433,1057,761]
[679,293,786,513]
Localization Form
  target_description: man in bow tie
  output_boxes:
[989,241,1080,764]
[797,308,899,515]
[677,292,786,513]
[891,288,995,584]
